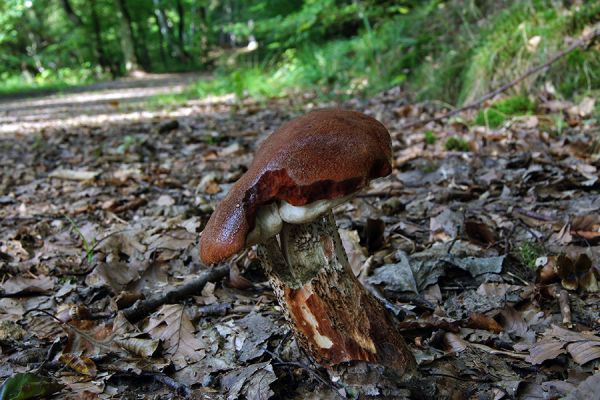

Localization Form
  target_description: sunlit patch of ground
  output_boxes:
[0,73,205,136]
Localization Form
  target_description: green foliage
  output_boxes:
[0,68,98,96]
[517,241,545,269]
[424,130,437,145]
[66,216,96,265]
[551,114,566,137]
[475,95,536,127]
[445,136,470,152]
[0,373,63,400]
[453,1,600,104]
[117,135,140,154]
[1,0,598,106]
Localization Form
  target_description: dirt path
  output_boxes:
[0,72,203,136]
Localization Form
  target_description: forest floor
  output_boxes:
[1,78,600,399]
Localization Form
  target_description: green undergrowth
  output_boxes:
[517,241,546,269]
[475,95,537,127]
[450,1,600,105]
[445,136,471,152]
[0,67,101,97]
[146,0,600,107]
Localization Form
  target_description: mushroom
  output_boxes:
[200,109,416,374]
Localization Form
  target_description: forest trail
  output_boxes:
[0,72,203,136]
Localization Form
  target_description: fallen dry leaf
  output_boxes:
[144,304,206,367]
[0,275,54,295]
[524,325,600,365]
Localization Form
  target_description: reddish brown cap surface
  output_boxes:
[199,109,392,264]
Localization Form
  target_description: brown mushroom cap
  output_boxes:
[199,109,392,265]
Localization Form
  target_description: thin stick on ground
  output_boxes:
[398,24,600,130]
[122,264,229,322]
[559,289,572,326]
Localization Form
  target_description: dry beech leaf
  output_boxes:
[497,306,529,338]
[526,339,567,365]
[114,337,160,358]
[570,215,600,240]
[526,325,600,365]
[63,320,115,356]
[220,361,276,400]
[59,353,98,376]
[113,291,145,310]
[467,313,503,333]
[565,371,600,400]
[443,332,468,353]
[339,228,367,276]
[464,220,497,245]
[228,264,254,290]
[0,275,54,295]
[144,304,206,367]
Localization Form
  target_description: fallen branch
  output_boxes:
[398,24,600,130]
[122,264,230,322]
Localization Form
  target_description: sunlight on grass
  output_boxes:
[143,0,600,108]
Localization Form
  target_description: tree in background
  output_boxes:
[0,0,598,105]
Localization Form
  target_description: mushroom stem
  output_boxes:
[259,211,416,374]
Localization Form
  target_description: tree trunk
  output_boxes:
[153,11,167,67]
[132,19,152,71]
[60,0,83,26]
[258,211,416,374]
[153,0,177,60]
[194,4,210,66]
[24,8,45,74]
[174,0,190,60]
[113,0,141,73]
[89,0,114,77]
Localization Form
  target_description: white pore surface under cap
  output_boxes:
[246,202,283,246]
[278,195,352,224]
[246,195,353,246]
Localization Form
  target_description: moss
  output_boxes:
[517,241,545,269]
[475,95,536,127]
[445,136,470,152]
[424,130,437,145]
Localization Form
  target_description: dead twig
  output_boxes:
[468,342,528,360]
[110,197,147,214]
[143,372,191,398]
[122,264,230,322]
[559,289,572,326]
[397,25,600,130]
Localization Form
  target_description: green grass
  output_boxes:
[453,1,600,104]
[475,95,536,127]
[144,0,600,107]
[424,130,437,145]
[445,136,470,152]
[0,67,101,97]
[66,216,96,265]
[517,241,545,269]
[0,80,71,97]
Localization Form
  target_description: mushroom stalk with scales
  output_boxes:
[200,109,416,376]
[258,210,414,371]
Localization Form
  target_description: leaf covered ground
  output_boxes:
[1,77,600,399]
